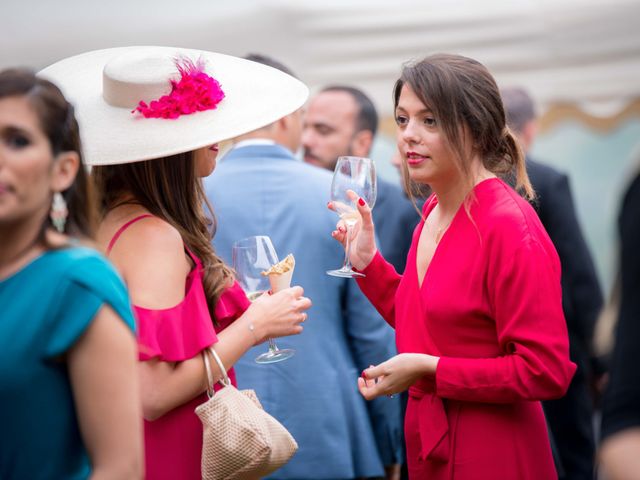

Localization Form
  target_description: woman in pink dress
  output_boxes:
[41,46,311,479]
[331,54,576,479]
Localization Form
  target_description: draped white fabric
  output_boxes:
[2,0,639,115]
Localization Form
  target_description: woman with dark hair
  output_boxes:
[41,46,312,479]
[330,54,576,479]
[0,69,142,479]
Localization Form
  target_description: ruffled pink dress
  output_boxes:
[107,214,250,480]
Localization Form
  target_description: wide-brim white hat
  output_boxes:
[39,46,308,166]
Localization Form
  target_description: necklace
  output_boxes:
[435,224,449,244]
[434,217,454,244]
[431,202,455,244]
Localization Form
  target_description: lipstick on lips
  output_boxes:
[209,144,219,152]
[406,151,429,166]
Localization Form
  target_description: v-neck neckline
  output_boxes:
[414,195,462,289]
[412,177,499,290]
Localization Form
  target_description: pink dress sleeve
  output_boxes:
[213,280,251,330]
[435,237,577,403]
[136,275,250,364]
[356,251,402,328]
[135,268,218,362]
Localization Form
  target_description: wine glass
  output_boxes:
[327,156,377,278]
[232,235,295,364]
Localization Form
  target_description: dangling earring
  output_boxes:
[50,192,68,233]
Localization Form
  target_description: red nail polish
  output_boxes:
[361,370,367,379]
[358,198,365,206]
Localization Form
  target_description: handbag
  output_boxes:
[195,347,298,480]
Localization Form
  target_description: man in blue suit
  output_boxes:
[301,86,420,274]
[302,85,420,480]
[502,86,603,480]
[205,55,403,480]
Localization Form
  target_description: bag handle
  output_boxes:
[202,349,215,398]
[202,347,232,398]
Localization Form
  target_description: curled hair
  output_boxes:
[0,68,96,243]
[92,155,234,324]
[393,54,533,203]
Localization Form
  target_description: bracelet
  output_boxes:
[247,318,259,344]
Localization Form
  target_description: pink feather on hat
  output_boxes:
[133,56,225,119]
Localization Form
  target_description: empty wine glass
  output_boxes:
[327,156,377,278]
[232,235,295,364]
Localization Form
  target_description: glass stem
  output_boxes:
[343,222,354,271]
[267,338,279,352]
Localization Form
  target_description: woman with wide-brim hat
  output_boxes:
[41,46,312,479]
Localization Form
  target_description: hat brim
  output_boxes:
[39,46,308,166]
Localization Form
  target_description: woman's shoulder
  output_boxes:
[2,245,113,289]
[110,214,183,253]
[52,246,130,302]
[44,245,115,279]
[474,178,549,246]
[45,246,135,356]
[105,214,193,309]
[107,214,187,270]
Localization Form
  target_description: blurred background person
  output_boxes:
[0,69,142,479]
[502,86,603,480]
[599,165,640,480]
[302,85,419,274]
[206,54,403,480]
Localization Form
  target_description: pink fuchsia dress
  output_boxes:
[107,214,250,480]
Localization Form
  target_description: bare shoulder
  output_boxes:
[125,216,183,252]
[109,216,183,265]
[109,216,191,309]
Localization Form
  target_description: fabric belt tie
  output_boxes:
[409,384,449,463]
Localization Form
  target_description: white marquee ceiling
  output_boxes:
[3,0,639,117]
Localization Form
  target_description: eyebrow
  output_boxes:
[394,106,434,115]
[306,121,335,131]
[0,125,33,136]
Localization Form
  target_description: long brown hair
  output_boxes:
[0,68,96,243]
[393,54,534,205]
[92,154,233,323]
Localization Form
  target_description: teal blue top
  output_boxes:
[0,247,135,480]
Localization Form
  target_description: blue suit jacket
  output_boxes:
[204,144,403,479]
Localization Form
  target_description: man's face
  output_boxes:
[301,91,359,171]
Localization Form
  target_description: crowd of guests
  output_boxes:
[0,45,638,480]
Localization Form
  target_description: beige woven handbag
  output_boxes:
[195,347,298,480]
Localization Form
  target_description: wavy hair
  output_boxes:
[92,154,233,323]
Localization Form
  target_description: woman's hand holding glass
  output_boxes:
[244,286,311,343]
[326,156,377,277]
[329,189,378,271]
[233,235,310,363]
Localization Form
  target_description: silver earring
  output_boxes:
[50,192,68,233]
